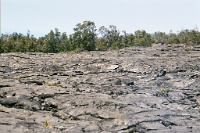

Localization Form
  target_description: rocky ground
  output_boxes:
[0,44,200,133]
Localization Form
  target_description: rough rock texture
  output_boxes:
[0,44,200,133]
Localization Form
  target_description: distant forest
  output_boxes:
[1,21,200,53]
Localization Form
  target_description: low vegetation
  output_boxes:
[0,21,200,53]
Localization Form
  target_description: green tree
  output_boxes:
[27,35,37,52]
[178,29,189,44]
[58,32,70,52]
[152,32,168,44]
[0,35,3,53]
[37,37,46,52]
[97,26,109,50]
[98,25,120,50]
[134,30,152,46]
[72,21,97,51]
[168,32,179,44]
[187,29,199,45]
[108,25,120,49]
[127,33,135,46]
[43,28,61,53]
[122,30,128,48]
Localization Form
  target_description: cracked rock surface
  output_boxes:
[0,44,200,133]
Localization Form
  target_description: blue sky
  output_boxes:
[2,0,200,37]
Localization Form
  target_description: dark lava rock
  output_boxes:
[156,69,167,77]
[114,79,122,85]
[0,84,11,88]
[121,78,134,86]
[0,44,200,132]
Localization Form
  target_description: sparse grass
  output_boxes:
[44,119,54,129]
[0,108,5,112]
[115,114,124,121]
[126,131,139,133]
[18,77,23,82]
[155,88,170,97]
[160,88,170,93]
[45,80,63,87]
[45,120,49,128]
[184,47,191,51]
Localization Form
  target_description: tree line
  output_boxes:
[0,21,200,53]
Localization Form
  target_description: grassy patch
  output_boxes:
[45,80,63,87]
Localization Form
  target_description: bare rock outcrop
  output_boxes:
[0,44,200,132]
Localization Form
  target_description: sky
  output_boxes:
[1,0,200,37]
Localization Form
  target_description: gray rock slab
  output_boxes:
[0,44,200,132]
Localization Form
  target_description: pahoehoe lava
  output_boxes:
[0,44,200,132]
